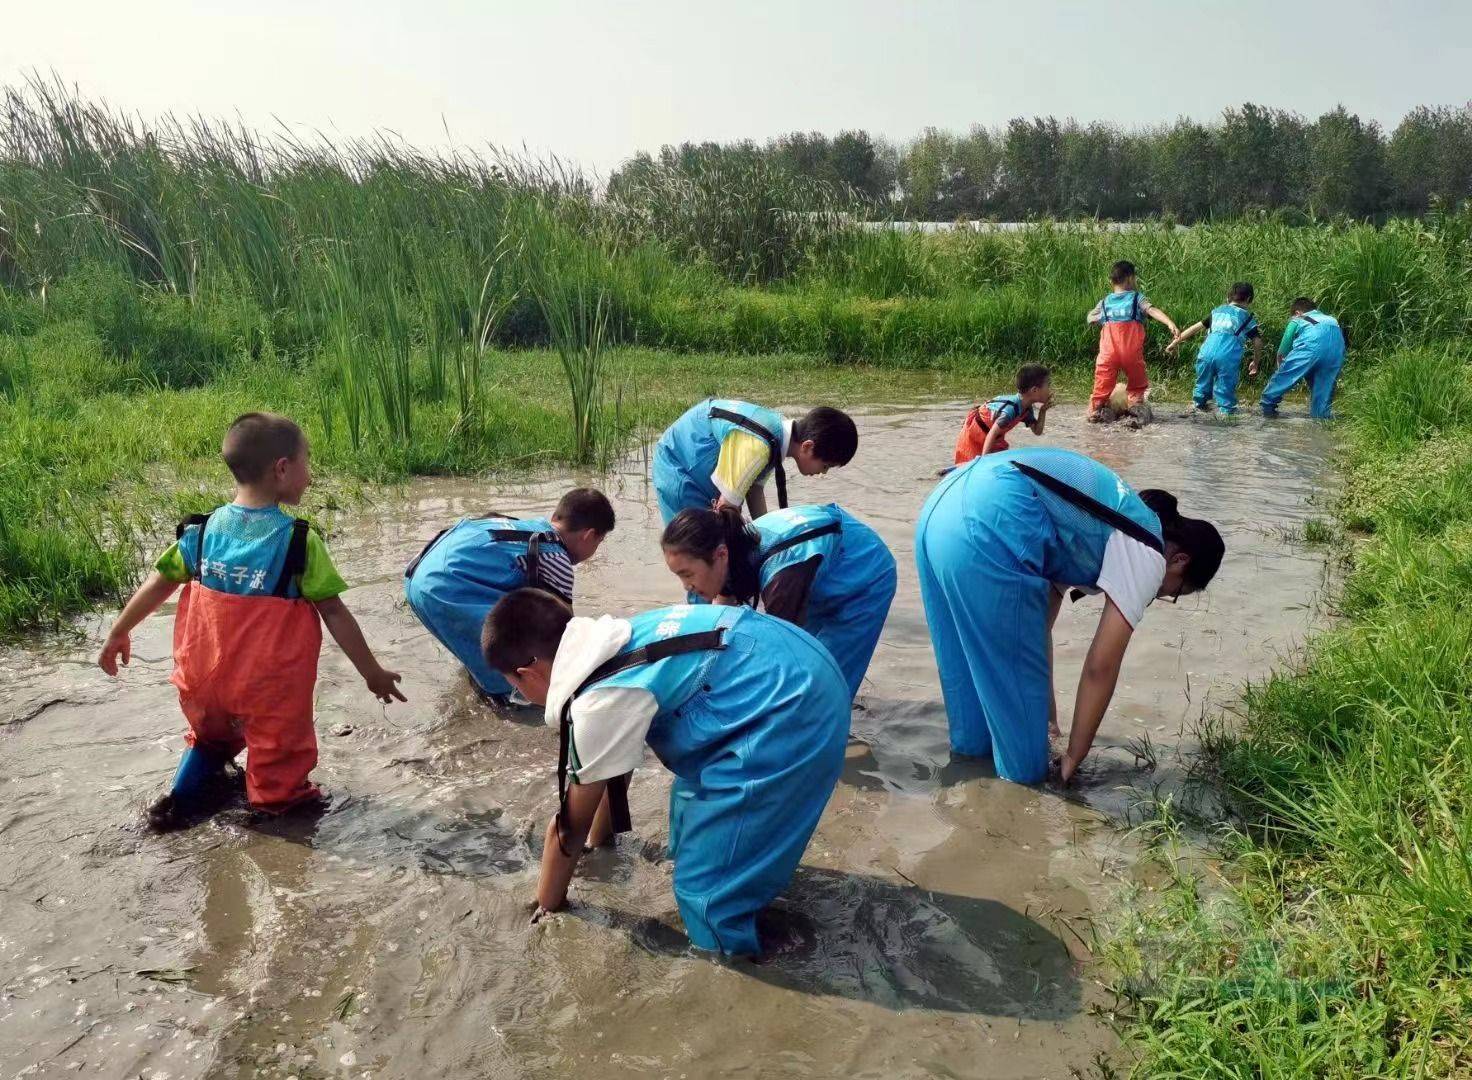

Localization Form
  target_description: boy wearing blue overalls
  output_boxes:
[483,589,849,956]
[1168,281,1263,416]
[1260,297,1347,419]
[404,488,614,703]
[652,399,859,522]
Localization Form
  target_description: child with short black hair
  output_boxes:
[652,399,859,523]
[953,363,1053,463]
[98,412,404,829]
[404,486,616,703]
[1168,281,1263,416]
[1086,260,1180,421]
[1259,297,1347,419]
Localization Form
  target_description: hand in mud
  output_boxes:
[366,667,407,703]
[1248,361,1259,378]
[529,898,565,925]
[97,630,131,676]
[1054,752,1082,785]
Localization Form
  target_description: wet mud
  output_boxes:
[1,403,1334,1079]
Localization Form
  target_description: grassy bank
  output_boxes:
[0,326,994,636]
[1100,342,1472,1077]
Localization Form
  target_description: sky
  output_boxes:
[6,0,1471,177]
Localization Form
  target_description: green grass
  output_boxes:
[1098,343,1472,1077]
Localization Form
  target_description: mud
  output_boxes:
[0,403,1334,1079]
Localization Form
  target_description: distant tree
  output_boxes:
[999,117,1064,217]
[1152,118,1219,221]
[1388,105,1472,215]
[898,127,958,219]
[1306,107,1387,218]
[1216,104,1308,212]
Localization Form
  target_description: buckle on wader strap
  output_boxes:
[554,627,729,855]
[756,520,841,569]
[709,407,788,509]
[1010,461,1164,603]
[177,512,310,598]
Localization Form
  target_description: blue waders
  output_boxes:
[914,449,1162,783]
[404,516,566,697]
[1261,310,1346,419]
[652,399,787,523]
[563,605,848,954]
[1193,304,1258,415]
[754,504,897,699]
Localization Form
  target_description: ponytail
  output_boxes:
[661,507,762,605]
[1139,489,1224,591]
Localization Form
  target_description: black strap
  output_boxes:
[758,520,841,568]
[555,627,728,853]
[710,406,788,510]
[1234,311,1257,339]
[178,512,211,581]
[1299,313,1318,325]
[1131,292,1141,323]
[271,520,311,598]
[404,526,449,579]
[1011,461,1164,555]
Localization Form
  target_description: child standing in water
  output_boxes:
[403,488,615,704]
[1259,297,1348,419]
[651,399,858,523]
[97,413,405,829]
[1086,260,1180,422]
[484,588,848,955]
[953,364,1054,463]
[1168,281,1263,416]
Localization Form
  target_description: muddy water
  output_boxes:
[1,404,1333,1080]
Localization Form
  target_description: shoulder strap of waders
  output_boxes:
[1299,313,1318,325]
[1132,292,1141,322]
[404,526,449,580]
[177,512,213,582]
[757,520,842,569]
[271,519,312,599]
[555,627,729,854]
[1011,461,1164,555]
[1234,310,1256,339]
[710,406,788,510]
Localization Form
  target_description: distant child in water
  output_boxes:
[97,413,405,830]
[954,363,1053,464]
[1167,281,1263,416]
[1086,260,1180,422]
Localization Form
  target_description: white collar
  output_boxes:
[781,418,793,458]
[543,615,632,728]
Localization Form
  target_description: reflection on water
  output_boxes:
[0,404,1333,1079]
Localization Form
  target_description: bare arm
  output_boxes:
[1248,337,1264,377]
[1166,321,1205,355]
[1059,598,1135,783]
[980,420,1006,456]
[97,572,180,676]
[534,779,608,916]
[1031,399,1050,437]
[744,484,769,520]
[315,595,406,702]
[1046,587,1064,738]
[1147,307,1180,339]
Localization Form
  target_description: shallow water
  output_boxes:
[1,404,1334,1079]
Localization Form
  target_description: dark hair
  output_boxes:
[1109,260,1136,285]
[222,412,306,484]
[1228,281,1255,303]
[554,487,615,534]
[1016,363,1051,393]
[793,406,858,466]
[1138,490,1224,592]
[482,587,573,675]
[661,507,761,605]
[1290,296,1316,314]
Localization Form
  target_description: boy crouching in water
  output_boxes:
[953,363,1053,464]
[98,412,405,829]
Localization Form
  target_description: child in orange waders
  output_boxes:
[1086,260,1180,422]
[98,413,406,830]
[954,363,1054,464]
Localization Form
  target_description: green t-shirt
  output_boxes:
[156,512,347,602]
[1277,320,1302,358]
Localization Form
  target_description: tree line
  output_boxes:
[608,104,1472,222]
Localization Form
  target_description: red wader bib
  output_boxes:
[953,406,1019,464]
[1091,321,1149,411]
[170,583,323,812]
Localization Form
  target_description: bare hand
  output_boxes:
[529,897,565,924]
[1247,361,1259,377]
[366,667,407,703]
[97,630,131,676]
[1164,336,1181,356]
[1055,752,1082,785]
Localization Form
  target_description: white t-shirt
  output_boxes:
[1057,530,1167,628]
[543,615,658,785]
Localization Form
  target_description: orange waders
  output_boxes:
[1091,321,1149,412]
[169,583,323,812]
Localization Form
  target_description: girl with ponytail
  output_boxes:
[660,507,762,605]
